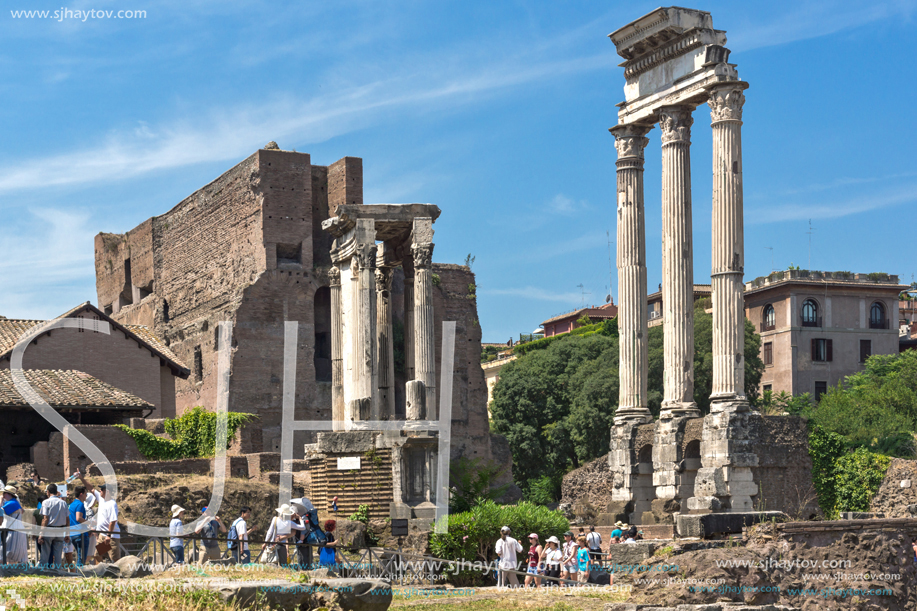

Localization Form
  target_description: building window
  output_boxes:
[801,299,820,327]
[276,243,302,266]
[763,342,773,366]
[860,339,872,363]
[193,346,203,381]
[763,384,772,393]
[762,304,775,331]
[811,338,832,362]
[869,301,887,329]
[814,381,828,402]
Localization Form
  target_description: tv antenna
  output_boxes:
[576,284,591,308]
[764,246,774,272]
[806,219,816,269]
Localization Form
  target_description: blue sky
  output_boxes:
[0,1,915,341]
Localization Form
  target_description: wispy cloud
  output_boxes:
[732,1,917,51]
[0,207,97,318]
[748,183,917,224]
[482,286,583,303]
[0,50,616,194]
[546,193,590,215]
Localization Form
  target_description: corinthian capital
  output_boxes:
[411,243,434,270]
[658,106,694,145]
[708,86,746,123]
[375,267,393,292]
[610,124,652,161]
[328,266,341,287]
[352,243,377,273]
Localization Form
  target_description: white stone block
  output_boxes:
[727,481,759,497]
[901,479,912,488]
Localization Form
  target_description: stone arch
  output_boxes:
[681,439,702,500]
[632,443,655,525]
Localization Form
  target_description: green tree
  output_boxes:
[491,310,765,494]
[807,350,917,455]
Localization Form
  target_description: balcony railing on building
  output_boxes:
[801,316,822,328]
[869,318,889,330]
[760,322,775,332]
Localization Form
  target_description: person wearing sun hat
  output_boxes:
[262,503,306,566]
[611,521,624,544]
[541,536,563,586]
[1,485,28,564]
[169,505,187,564]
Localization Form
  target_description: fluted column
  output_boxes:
[610,123,653,425]
[376,267,395,420]
[659,106,700,418]
[352,220,378,420]
[403,259,415,382]
[330,266,345,430]
[708,84,749,411]
[412,217,436,420]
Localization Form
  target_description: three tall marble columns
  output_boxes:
[612,83,748,424]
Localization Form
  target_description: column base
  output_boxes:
[709,396,751,413]
[659,402,701,419]
[613,408,654,426]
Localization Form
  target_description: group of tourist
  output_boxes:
[494,523,642,587]
[0,471,122,569]
[2,471,343,571]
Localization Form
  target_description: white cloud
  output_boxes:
[748,183,917,224]
[482,286,583,303]
[0,49,616,194]
[732,1,917,51]
[0,207,97,318]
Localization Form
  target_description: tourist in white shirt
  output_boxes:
[541,536,564,586]
[494,525,522,587]
[169,505,187,564]
[230,506,256,564]
[76,473,121,562]
[262,504,305,566]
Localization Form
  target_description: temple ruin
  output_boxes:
[606,7,814,526]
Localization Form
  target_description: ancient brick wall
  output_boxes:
[62,424,145,479]
[430,263,517,496]
[871,458,917,518]
[749,416,818,519]
[307,449,393,519]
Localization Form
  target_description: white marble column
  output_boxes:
[330,266,345,430]
[376,267,396,420]
[659,106,699,418]
[412,217,436,420]
[611,123,654,425]
[403,259,415,382]
[352,219,378,420]
[708,84,749,411]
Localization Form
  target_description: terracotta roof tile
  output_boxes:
[0,303,189,374]
[0,369,152,410]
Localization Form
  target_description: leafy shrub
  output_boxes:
[834,447,891,513]
[116,407,258,460]
[808,425,846,518]
[430,500,569,585]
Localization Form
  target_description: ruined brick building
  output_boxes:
[94,144,514,499]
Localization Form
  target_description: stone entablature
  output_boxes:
[746,270,902,291]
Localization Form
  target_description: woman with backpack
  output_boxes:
[261,504,305,566]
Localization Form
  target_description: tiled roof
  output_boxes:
[541,306,619,326]
[126,324,188,370]
[0,302,189,375]
[0,369,152,410]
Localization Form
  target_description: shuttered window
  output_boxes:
[811,338,832,362]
